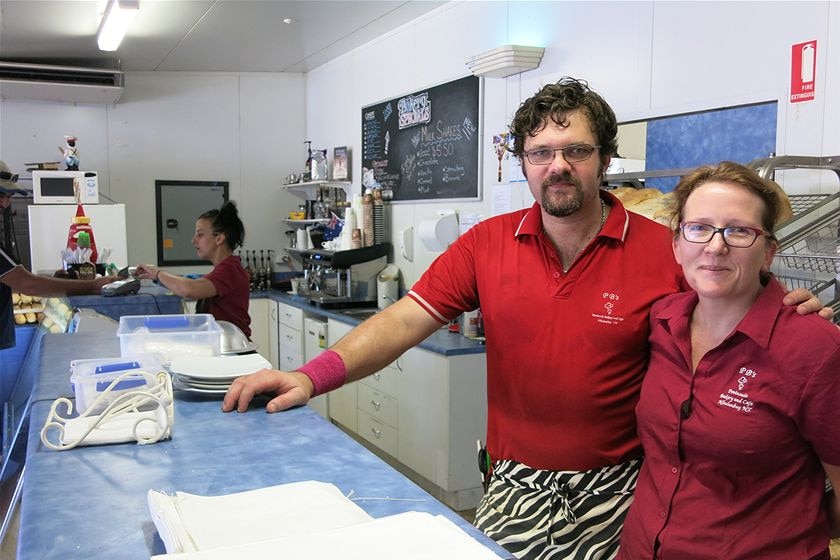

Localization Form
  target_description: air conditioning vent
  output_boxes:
[0,62,124,104]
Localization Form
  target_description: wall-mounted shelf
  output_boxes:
[280,180,352,201]
[283,218,330,227]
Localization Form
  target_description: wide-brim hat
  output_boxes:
[0,161,31,196]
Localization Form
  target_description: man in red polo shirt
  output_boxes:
[223,78,828,560]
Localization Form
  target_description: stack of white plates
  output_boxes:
[169,354,272,395]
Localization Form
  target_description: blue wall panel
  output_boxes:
[645,102,777,191]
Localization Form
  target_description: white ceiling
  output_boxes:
[0,0,445,73]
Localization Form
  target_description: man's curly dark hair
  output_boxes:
[509,77,618,160]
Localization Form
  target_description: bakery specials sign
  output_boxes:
[790,40,817,104]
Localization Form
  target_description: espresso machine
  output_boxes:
[303,244,389,308]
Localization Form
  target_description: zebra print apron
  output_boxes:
[474,458,641,560]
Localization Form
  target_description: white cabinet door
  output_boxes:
[399,347,488,500]
[398,347,449,486]
[326,319,356,431]
[248,299,271,364]
[267,300,279,369]
[303,317,329,419]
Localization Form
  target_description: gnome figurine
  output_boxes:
[60,135,80,170]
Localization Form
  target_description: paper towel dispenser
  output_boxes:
[418,210,459,252]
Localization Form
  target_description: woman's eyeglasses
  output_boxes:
[680,221,772,248]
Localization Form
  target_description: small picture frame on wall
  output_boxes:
[333,146,349,180]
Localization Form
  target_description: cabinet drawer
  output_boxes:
[280,349,303,372]
[277,302,303,329]
[357,411,398,457]
[360,362,399,398]
[357,383,398,428]
[278,325,302,353]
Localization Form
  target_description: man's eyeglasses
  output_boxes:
[0,171,19,183]
[522,144,600,165]
[679,221,772,248]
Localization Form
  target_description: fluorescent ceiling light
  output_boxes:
[97,0,139,52]
[466,45,545,78]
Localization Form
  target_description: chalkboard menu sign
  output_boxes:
[361,75,481,202]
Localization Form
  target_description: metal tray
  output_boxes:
[776,206,840,274]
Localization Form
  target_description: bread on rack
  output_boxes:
[608,177,794,229]
[609,187,673,227]
[610,187,662,208]
[627,195,674,227]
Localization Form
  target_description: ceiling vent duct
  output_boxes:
[0,62,124,104]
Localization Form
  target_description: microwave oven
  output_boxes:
[31,170,99,204]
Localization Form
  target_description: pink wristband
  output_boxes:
[297,350,347,397]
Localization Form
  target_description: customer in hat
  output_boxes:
[0,161,119,349]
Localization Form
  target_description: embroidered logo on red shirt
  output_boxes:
[717,367,757,414]
[591,291,625,325]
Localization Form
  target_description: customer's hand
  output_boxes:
[222,369,315,413]
[134,264,160,281]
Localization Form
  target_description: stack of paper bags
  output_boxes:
[148,480,501,559]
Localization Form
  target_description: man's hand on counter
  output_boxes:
[222,369,315,413]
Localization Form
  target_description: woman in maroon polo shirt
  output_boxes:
[136,201,251,338]
[618,161,840,560]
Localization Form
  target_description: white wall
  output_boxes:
[0,71,305,272]
[304,0,838,287]
[1,1,835,283]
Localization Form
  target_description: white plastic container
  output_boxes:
[117,314,222,365]
[70,355,162,414]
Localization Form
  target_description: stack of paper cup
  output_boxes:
[362,193,374,247]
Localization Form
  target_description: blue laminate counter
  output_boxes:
[15,331,509,559]
[255,290,487,357]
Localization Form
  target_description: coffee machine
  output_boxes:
[303,244,389,308]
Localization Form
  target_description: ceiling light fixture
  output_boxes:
[465,45,545,78]
[97,0,139,52]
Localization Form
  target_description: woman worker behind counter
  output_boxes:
[136,201,251,338]
[617,162,840,559]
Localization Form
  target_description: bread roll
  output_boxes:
[626,194,674,227]
[609,186,638,202]
[12,293,20,305]
[610,186,664,208]
[14,313,27,325]
[25,312,37,323]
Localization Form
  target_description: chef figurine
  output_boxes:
[59,135,80,170]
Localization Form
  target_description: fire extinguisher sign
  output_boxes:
[790,40,817,103]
